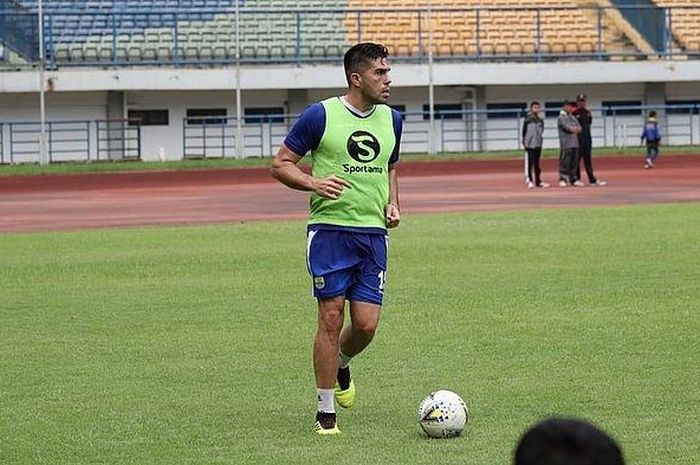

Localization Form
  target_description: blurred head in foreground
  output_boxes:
[514,417,625,465]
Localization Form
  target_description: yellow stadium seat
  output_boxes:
[344,0,630,57]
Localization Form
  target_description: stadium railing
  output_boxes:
[183,104,700,158]
[2,104,697,163]
[1,5,698,67]
[2,119,140,163]
[182,104,700,158]
[96,119,142,160]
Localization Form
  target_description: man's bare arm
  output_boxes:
[386,164,400,228]
[270,145,351,200]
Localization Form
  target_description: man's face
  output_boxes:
[531,104,541,115]
[358,57,392,105]
[577,99,586,108]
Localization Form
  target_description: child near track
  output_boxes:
[641,111,662,169]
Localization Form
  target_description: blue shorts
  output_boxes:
[306,229,388,306]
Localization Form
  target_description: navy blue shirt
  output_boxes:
[284,101,403,165]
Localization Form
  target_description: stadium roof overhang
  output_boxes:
[2,60,700,93]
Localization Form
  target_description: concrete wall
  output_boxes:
[5,60,700,93]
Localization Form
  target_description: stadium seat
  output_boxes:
[142,47,157,61]
[345,0,629,59]
[653,1,700,54]
[20,0,661,64]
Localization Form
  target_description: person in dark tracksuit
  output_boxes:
[558,101,583,187]
[522,101,549,189]
[573,94,607,186]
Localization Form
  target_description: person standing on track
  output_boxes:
[558,100,583,187]
[522,101,549,189]
[641,111,662,169]
[573,94,607,186]
[270,43,403,435]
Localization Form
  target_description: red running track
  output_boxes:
[0,155,699,233]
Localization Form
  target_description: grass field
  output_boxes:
[1,146,698,177]
[1,204,699,464]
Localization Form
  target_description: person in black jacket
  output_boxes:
[572,94,607,186]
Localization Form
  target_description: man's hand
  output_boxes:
[386,203,401,229]
[311,176,352,200]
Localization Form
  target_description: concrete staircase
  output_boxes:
[576,0,654,59]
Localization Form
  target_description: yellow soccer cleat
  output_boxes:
[314,421,341,435]
[314,412,341,435]
[334,379,356,409]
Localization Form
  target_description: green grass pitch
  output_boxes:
[1,203,699,464]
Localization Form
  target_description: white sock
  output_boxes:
[317,389,335,413]
[338,351,353,369]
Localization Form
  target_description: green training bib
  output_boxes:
[309,97,397,230]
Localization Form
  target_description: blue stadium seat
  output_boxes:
[17,0,351,64]
[20,0,241,41]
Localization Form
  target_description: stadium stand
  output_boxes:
[345,0,644,58]
[653,1,700,53]
[17,0,350,63]
[2,0,697,65]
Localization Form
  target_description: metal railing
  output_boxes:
[2,5,700,67]
[8,120,90,163]
[1,105,696,163]
[183,115,264,158]
[4,119,140,163]
[96,119,141,160]
[182,104,700,158]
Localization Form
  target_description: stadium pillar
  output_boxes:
[286,89,308,116]
[644,82,666,115]
[234,0,243,160]
[106,91,125,160]
[38,0,48,165]
[426,0,436,156]
[474,86,487,152]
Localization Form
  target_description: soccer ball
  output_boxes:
[417,390,469,438]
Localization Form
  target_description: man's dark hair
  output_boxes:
[514,417,625,465]
[649,110,657,118]
[531,101,541,107]
[344,43,389,86]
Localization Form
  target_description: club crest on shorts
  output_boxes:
[314,276,326,290]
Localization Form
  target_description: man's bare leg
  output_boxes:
[339,301,381,358]
[313,295,345,432]
[335,301,381,406]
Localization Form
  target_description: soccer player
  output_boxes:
[270,43,403,435]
